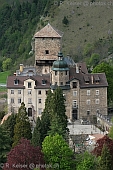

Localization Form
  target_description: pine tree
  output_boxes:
[0,126,11,166]
[32,117,42,147]
[49,87,68,137]
[98,144,112,170]
[2,113,17,145]
[41,89,52,143]
[12,102,32,147]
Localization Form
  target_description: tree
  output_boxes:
[49,87,68,137]
[40,89,52,143]
[2,58,12,71]
[62,16,69,25]
[2,113,17,145]
[3,138,45,170]
[98,144,112,170]
[12,102,32,147]
[92,62,113,104]
[92,135,113,166]
[83,43,94,56]
[42,134,75,170]
[89,53,100,67]
[76,151,98,170]
[48,114,67,138]
[0,126,11,166]
[32,117,42,147]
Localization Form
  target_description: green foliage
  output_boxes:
[92,62,113,104]
[98,144,112,170]
[32,117,42,147]
[2,58,12,71]
[49,87,68,138]
[41,89,52,143]
[2,113,17,145]
[42,134,75,170]
[83,43,94,56]
[12,102,32,147]
[62,16,69,25]
[0,126,11,165]
[76,151,98,170]
[0,71,10,83]
[0,0,54,72]
[89,53,100,67]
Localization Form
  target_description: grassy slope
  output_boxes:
[42,0,113,58]
[0,71,10,84]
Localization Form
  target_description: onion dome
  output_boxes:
[52,52,69,71]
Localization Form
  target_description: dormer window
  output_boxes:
[14,79,19,85]
[94,75,100,84]
[84,75,89,84]
[42,79,46,85]
[73,82,77,88]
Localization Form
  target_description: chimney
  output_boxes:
[91,75,94,84]
[76,64,79,73]
[20,64,23,72]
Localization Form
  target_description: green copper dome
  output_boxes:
[52,52,69,71]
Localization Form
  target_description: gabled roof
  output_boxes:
[7,75,50,89]
[34,23,63,38]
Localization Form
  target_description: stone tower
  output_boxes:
[34,23,63,74]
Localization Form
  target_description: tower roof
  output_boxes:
[52,52,69,71]
[34,23,63,38]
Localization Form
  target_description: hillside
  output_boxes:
[0,0,113,74]
[40,0,113,61]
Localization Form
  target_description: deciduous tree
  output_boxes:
[92,135,113,166]
[3,138,45,170]
[42,134,75,170]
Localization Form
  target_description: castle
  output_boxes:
[7,23,108,121]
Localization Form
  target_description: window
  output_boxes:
[60,82,63,85]
[28,108,32,117]
[73,91,77,97]
[18,98,21,104]
[14,79,19,85]
[87,110,90,115]
[11,90,14,94]
[42,79,46,85]
[97,109,100,114]
[55,71,57,75]
[38,90,41,95]
[18,90,21,94]
[95,99,99,104]
[28,82,32,88]
[87,90,90,95]
[28,98,32,104]
[28,90,32,95]
[65,71,67,75]
[55,82,57,85]
[72,82,77,88]
[96,90,99,95]
[46,90,48,95]
[45,50,49,54]
[38,99,41,103]
[73,100,77,108]
[11,98,14,103]
[86,99,90,105]
[38,108,42,115]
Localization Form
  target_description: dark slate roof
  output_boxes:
[69,71,108,88]
[7,75,50,89]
